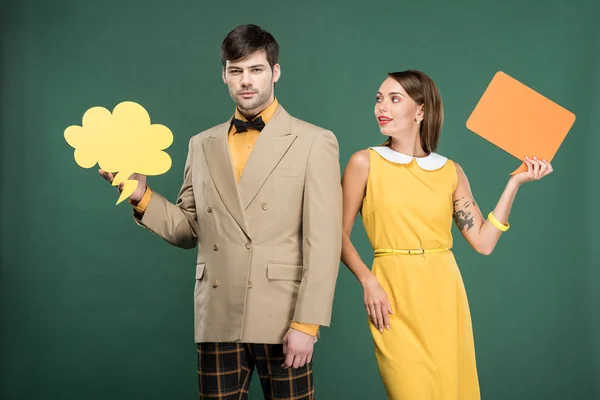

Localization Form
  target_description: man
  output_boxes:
[100,24,342,399]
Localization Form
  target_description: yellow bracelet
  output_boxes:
[488,212,510,232]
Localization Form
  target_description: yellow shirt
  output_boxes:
[131,98,319,337]
[227,99,277,181]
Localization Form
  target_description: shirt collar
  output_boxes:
[370,146,448,171]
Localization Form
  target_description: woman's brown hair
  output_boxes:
[381,70,443,153]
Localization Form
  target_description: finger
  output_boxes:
[388,300,394,315]
[369,304,380,330]
[282,337,288,355]
[538,161,548,176]
[542,160,553,176]
[293,354,305,369]
[99,169,110,181]
[382,303,391,330]
[383,308,390,330]
[523,157,534,174]
[532,157,541,178]
[301,354,309,368]
[526,156,537,170]
[307,352,313,365]
[282,351,295,369]
[367,304,377,325]
[375,303,385,333]
[526,162,537,178]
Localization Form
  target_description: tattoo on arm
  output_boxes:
[453,197,475,231]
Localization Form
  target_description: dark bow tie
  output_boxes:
[233,116,265,133]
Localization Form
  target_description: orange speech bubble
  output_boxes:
[466,71,576,174]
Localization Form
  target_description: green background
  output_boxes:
[1,0,598,398]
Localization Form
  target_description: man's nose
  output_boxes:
[241,70,252,87]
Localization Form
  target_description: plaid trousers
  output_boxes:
[196,342,314,400]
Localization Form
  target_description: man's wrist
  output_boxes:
[290,322,319,336]
[130,186,152,213]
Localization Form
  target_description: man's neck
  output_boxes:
[237,97,275,120]
[238,109,261,121]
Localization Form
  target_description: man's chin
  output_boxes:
[236,99,262,113]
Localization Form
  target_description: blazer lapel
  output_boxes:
[203,123,250,238]
[239,106,298,210]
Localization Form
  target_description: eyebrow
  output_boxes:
[227,64,266,70]
[376,91,405,96]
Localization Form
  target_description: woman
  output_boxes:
[341,70,552,399]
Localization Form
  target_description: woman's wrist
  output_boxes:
[507,176,522,191]
[359,270,375,286]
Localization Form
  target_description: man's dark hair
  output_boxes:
[221,24,279,70]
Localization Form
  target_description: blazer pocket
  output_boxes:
[267,263,303,281]
[195,263,206,280]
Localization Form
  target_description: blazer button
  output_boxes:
[207,206,212,213]
[245,242,252,249]
[211,280,219,288]
[213,244,220,251]
[261,203,268,211]
[247,281,252,288]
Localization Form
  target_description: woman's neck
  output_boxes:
[388,131,428,158]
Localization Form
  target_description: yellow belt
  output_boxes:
[374,248,450,257]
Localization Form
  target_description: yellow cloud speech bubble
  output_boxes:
[64,101,173,204]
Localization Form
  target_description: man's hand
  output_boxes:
[98,169,147,203]
[281,328,316,369]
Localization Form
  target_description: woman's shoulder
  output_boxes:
[348,149,372,169]
[343,149,372,182]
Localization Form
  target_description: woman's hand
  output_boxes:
[509,156,553,187]
[362,275,393,333]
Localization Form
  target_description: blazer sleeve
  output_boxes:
[293,130,343,326]
[133,136,198,250]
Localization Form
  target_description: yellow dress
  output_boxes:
[361,147,480,400]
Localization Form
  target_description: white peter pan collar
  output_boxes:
[370,146,448,171]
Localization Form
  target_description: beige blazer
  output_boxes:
[134,105,342,344]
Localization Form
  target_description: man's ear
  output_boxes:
[272,63,281,83]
